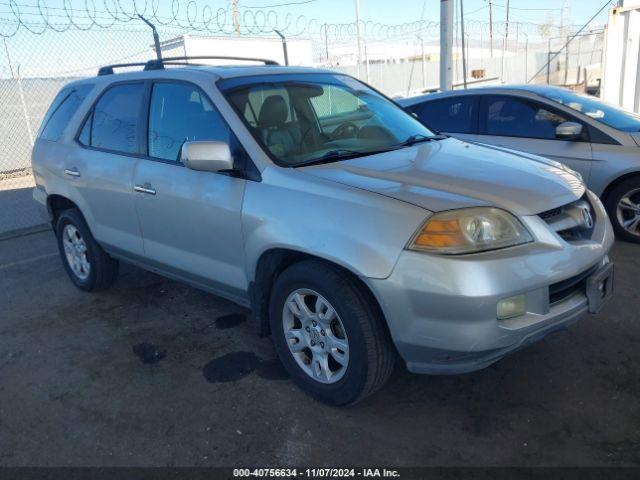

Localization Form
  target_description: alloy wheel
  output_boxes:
[282,288,349,384]
[62,224,91,280]
[616,188,640,238]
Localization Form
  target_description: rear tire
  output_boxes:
[604,177,640,244]
[55,208,119,292]
[269,260,395,405]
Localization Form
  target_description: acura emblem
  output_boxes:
[580,207,594,229]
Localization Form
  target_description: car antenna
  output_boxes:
[138,14,163,64]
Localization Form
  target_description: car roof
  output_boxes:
[65,64,338,90]
[397,84,571,106]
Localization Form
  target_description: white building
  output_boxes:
[601,0,640,112]
[158,34,314,66]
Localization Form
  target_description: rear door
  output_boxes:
[132,81,248,302]
[67,82,147,256]
[472,95,593,182]
[408,95,479,142]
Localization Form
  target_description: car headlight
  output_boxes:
[408,207,533,255]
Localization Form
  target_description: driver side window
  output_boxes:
[483,95,582,141]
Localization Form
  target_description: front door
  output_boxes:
[132,81,247,302]
[471,95,594,183]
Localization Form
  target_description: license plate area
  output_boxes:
[586,263,614,313]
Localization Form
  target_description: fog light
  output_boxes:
[497,295,526,320]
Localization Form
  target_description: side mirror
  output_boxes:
[180,141,234,173]
[555,121,583,140]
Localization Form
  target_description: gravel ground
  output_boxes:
[0,230,639,467]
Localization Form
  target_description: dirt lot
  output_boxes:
[0,229,639,467]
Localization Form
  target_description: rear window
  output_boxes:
[413,97,476,134]
[39,84,93,142]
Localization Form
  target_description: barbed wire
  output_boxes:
[0,0,592,41]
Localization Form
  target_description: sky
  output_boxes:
[0,0,616,77]
[232,0,614,28]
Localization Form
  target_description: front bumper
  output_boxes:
[366,191,615,375]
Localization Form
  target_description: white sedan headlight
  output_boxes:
[408,207,533,255]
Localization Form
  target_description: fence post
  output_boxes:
[3,39,34,147]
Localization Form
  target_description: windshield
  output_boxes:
[219,73,436,166]
[538,89,640,132]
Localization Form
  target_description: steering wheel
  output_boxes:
[331,121,359,140]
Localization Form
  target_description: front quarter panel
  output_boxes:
[243,166,430,281]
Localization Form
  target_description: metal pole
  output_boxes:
[440,0,453,91]
[460,0,467,88]
[489,0,494,58]
[274,30,289,65]
[364,42,370,83]
[355,0,363,77]
[324,23,329,63]
[500,0,510,83]
[523,32,529,83]
[138,15,162,62]
[417,34,426,89]
[3,39,33,147]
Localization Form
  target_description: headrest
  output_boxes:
[258,95,289,128]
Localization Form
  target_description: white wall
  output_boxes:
[601,1,640,112]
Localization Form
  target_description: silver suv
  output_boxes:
[32,58,615,405]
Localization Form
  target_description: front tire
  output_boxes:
[55,208,119,292]
[605,177,640,244]
[269,260,395,405]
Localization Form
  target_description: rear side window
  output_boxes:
[39,84,93,142]
[413,97,476,133]
[82,83,146,154]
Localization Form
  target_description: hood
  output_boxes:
[302,138,585,215]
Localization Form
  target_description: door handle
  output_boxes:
[64,168,81,177]
[134,183,156,195]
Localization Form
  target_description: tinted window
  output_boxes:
[39,84,93,141]
[148,82,230,161]
[415,97,475,133]
[484,96,574,140]
[90,83,145,154]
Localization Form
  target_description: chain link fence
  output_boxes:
[0,0,606,235]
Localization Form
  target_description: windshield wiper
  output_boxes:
[294,149,384,167]
[399,133,448,146]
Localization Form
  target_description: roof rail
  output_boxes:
[98,55,280,76]
[150,56,280,67]
[97,62,149,76]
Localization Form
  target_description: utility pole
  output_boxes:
[489,0,494,58]
[460,0,467,88]
[440,0,453,91]
[355,0,363,77]
[500,0,510,82]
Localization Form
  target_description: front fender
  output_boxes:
[242,167,429,282]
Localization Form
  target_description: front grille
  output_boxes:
[548,265,597,305]
[538,207,562,220]
[538,195,596,242]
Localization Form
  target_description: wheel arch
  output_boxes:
[249,248,390,340]
[600,171,640,205]
[47,194,80,225]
